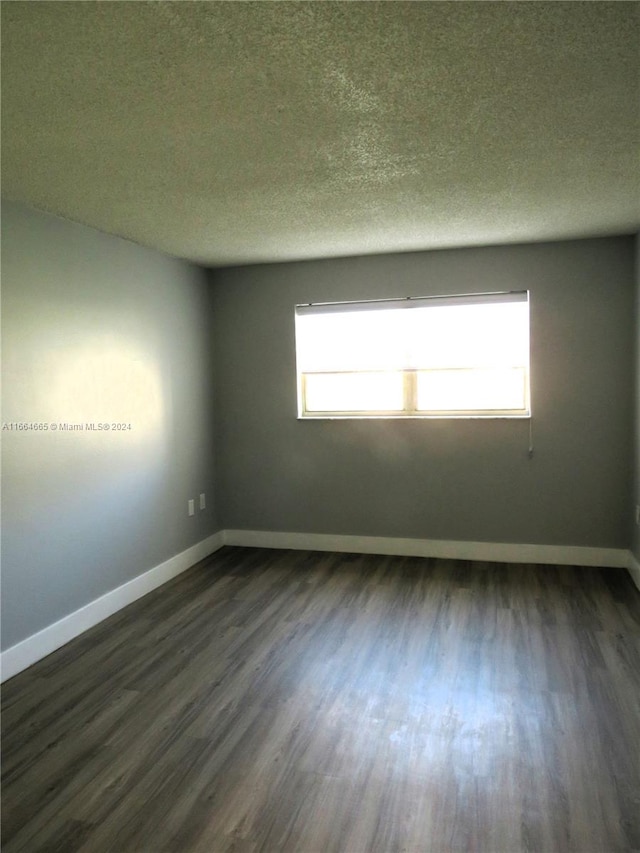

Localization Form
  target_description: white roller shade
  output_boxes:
[295,292,529,373]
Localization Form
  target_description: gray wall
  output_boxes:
[1,201,218,650]
[633,234,640,562]
[212,238,635,549]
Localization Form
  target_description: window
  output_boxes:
[295,291,530,418]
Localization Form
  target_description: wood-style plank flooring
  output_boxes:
[2,546,640,852]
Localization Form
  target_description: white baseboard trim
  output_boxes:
[628,551,640,591]
[224,528,629,570]
[0,531,225,684]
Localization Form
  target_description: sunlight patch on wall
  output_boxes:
[45,336,164,441]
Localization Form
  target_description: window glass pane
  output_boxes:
[416,367,527,412]
[304,371,404,412]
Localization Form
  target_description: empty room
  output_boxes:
[1,2,639,852]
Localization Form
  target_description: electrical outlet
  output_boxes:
[199,493,206,510]
[188,499,195,517]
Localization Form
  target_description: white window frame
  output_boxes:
[295,291,531,420]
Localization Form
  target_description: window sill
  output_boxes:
[297,413,532,421]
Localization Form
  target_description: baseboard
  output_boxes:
[628,551,640,591]
[0,530,225,683]
[223,528,629,570]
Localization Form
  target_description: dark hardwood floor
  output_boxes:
[2,546,640,853]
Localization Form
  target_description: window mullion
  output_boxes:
[403,369,417,414]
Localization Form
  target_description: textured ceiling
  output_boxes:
[2,1,639,266]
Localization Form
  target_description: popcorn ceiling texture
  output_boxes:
[2,1,638,266]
